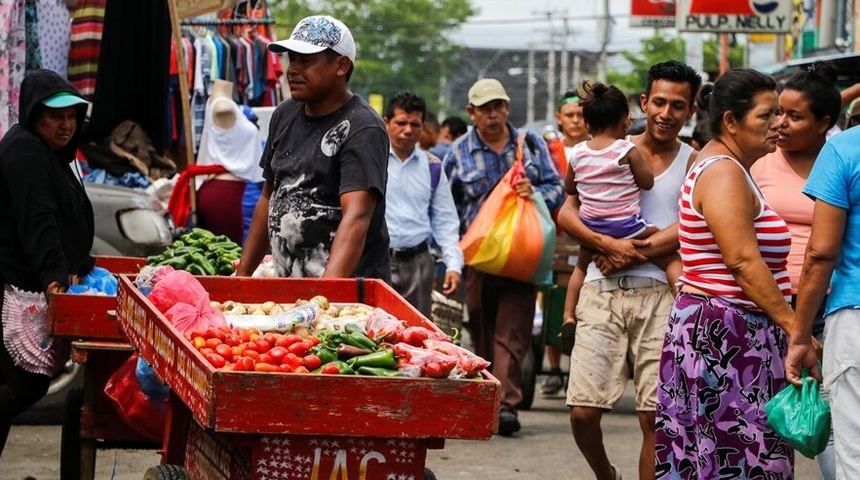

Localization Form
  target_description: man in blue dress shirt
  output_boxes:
[383,91,463,317]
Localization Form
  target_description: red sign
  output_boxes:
[630,0,676,27]
[631,0,676,16]
[689,0,776,15]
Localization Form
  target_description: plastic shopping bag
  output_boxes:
[147,269,226,334]
[459,136,556,285]
[104,353,169,441]
[68,266,119,295]
[765,375,831,458]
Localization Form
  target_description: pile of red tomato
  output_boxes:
[185,326,323,373]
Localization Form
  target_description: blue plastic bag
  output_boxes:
[135,356,171,400]
[68,266,119,295]
[765,374,831,458]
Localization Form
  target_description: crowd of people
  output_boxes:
[5,12,860,479]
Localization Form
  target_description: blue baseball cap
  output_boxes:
[42,92,89,108]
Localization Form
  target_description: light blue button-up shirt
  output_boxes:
[386,146,464,274]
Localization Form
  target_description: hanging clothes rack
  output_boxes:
[180,18,274,26]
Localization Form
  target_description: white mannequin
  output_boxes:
[210,80,236,129]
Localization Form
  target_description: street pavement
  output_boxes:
[0,380,821,479]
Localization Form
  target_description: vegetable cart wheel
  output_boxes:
[60,386,83,480]
[143,464,189,480]
[424,467,438,480]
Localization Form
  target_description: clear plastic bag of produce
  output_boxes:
[393,342,458,378]
[365,308,405,343]
[765,373,831,458]
[423,339,490,377]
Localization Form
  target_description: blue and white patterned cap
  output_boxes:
[268,15,356,62]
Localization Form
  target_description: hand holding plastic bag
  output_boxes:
[765,373,831,458]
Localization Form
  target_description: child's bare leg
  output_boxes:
[564,249,592,325]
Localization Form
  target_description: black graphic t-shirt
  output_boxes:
[260,95,391,280]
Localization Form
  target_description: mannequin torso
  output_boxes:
[210,80,236,130]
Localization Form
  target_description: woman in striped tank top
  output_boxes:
[655,69,811,479]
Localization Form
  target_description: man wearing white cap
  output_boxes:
[443,78,564,436]
[237,16,391,282]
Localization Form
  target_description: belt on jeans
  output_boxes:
[390,242,429,261]
[592,276,661,293]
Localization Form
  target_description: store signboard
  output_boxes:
[630,0,676,28]
[676,0,793,33]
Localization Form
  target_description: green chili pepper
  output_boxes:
[309,345,338,365]
[347,349,395,369]
[217,264,235,276]
[315,330,349,348]
[190,252,217,275]
[156,254,190,269]
[146,254,164,265]
[315,360,354,375]
[207,241,240,251]
[191,227,215,239]
[346,331,377,350]
[172,240,185,248]
[344,323,367,335]
[357,366,401,377]
[185,263,207,275]
[171,246,203,257]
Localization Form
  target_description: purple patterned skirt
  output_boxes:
[655,292,793,479]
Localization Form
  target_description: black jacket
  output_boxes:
[0,70,94,292]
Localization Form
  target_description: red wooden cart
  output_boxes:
[48,255,158,480]
[115,275,501,480]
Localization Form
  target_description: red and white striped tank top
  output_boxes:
[678,156,792,310]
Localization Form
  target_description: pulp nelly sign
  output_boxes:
[677,0,793,33]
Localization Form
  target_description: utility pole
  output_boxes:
[597,0,611,82]
[547,41,556,122]
[527,45,536,125]
[559,13,570,95]
[572,54,581,90]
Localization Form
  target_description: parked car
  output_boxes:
[14,182,174,424]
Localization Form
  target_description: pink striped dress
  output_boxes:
[678,155,792,310]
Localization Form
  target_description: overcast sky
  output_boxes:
[453,0,659,53]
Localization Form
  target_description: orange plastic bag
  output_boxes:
[459,136,556,284]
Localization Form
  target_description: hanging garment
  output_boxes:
[23,0,40,72]
[0,0,26,137]
[67,0,105,97]
[87,0,171,152]
[36,0,70,77]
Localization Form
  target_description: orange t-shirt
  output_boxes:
[750,150,814,293]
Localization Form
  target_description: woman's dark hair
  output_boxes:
[696,68,776,137]
[579,81,628,133]
[782,62,841,129]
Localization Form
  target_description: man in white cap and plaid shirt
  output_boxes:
[238,16,392,282]
[442,78,564,436]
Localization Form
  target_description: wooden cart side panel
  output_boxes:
[117,275,500,440]
[50,295,123,339]
[116,277,216,428]
[208,370,500,439]
[50,256,144,340]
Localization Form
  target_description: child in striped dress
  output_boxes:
[564,81,681,320]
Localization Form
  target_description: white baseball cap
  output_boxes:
[268,15,356,62]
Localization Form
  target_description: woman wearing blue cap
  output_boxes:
[0,69,94,457]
